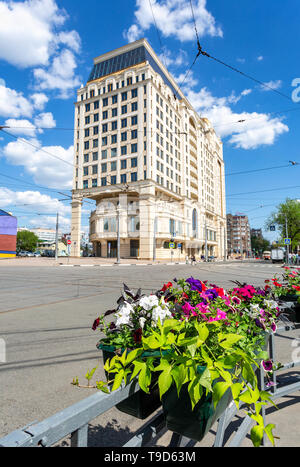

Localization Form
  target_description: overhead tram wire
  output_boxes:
[188,0,294,103]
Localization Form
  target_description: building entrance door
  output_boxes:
[96,242,101,257]
[107,241,117,258]
[130,240,139,257]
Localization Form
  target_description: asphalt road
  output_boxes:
[0,260,299,447]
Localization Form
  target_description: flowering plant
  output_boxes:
[266,268,300,301]
[82,278,279,447]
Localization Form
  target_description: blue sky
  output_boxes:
[0,0,299,240]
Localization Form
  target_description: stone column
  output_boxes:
[138,185,156,260]
[70,198,82,257]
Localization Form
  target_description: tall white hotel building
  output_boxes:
[71,39,226,260]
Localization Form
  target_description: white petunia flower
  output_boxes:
[139,295,159,311]
[115,302,134,327]
[139,317,146,329]
[152,305,172,325]
[264,299,278,310]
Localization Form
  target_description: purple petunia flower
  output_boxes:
[186,277,203,292]
[262,360,273,372]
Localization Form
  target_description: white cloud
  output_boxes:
[33,49,81,99]
[0,82,33,118]
[0,187,70,217]
[184,86,289,149]
[0,0,66,68]
[4,119,36,137]
[158,48,188,68]
[34,112,56,129]
[124,0,223,43]
[30,93,49,111]
[56,30,81,53]
[257,55,264,61]
[260,80,282,92]
[2,138,73,189]
[28,214,71,230]
[237,58,246,64]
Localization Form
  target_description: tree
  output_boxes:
[17,231,39,252]
[251,235,271,254]
[266,198,300,251]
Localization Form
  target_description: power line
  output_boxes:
[227,184,300,197]
[194,43,293,102]
[148,0,168,69]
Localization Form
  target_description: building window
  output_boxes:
[101,149,107,159]
[111,134,117,144]
[85,103,90,112]
[112,94,118,104]
[102,123,108,132]
[111,120,117,130]
[131,115,138,125]
[131,129,137,139]
[104,217,116,232]
[103,97,108,106]
[85,116,90,125]
[112,107,118,117]
[111,147,117,157]
[169,218,176,236]
[121,174,127,184]
[131,172,137,182]
[121,159,127,169]
[84,141,89,150]
[94,100,99,109]
[83,180,88,189]
[101,177,107,186]
[131,157,137,168]
[93,152,98,161]
[121,91,127,101]
[102,137,107,146]
[84,154,89,163]
[84,128,89,137]
[131,88,138,98]
[121,146,127,156]
[101,163,107,173]
[111,161,117,171]
[93,139,98,148]
[93,126,98,135]
[92,179,97,187]
[121,118,127,128]
[131,143,137,153]
[127,77,132,86]
[121,132,127,141]
[121,105,127,114]
[92,165,98,174]
[111,175,117,185]
[131,102,138,112]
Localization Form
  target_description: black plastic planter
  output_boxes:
[278,298,300,323]
[161,367,232,442]
[98,344,161,419]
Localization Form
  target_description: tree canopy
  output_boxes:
[266,198,300,250]
[17,230,39,252]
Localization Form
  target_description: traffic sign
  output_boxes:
[270,225,276,231]
[169,242,175,249]
[177,243,182,249]
[284,238,291,245]
[67,240,72,245]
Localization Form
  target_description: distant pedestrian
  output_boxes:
[191,254,196,266]
[185,255,189,264]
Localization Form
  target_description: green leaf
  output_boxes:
[158,367,173,399]
[138,363,151,393]
[264,423,276,446]
[112,370,124,392]
[188,377,203,410]
[212,381,230,408]
[199,367,212,392]
[125,348,143,366]
[231,382,242,400]
[250,424,264,447]
[218,333,244,349]
[95,381,110,393]
[171,364,186,397]
[143,334,161,350]
[85,366,98,381]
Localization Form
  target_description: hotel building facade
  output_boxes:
[71,39,226,260]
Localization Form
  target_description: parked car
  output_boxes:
[26,252,34,257]
[33,251,41,257]
[17,250,27,257]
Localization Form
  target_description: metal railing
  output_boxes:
[1,315,300,448]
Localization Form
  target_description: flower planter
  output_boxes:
[278,298,300,323]
[161,366,232,442]
[98,344,161,419]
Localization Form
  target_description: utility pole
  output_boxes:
[153,216,157,261]
[55,212,59,261]
[205,218,208,262]
[116,205,120,264]
[224,226,227,262]
[285,214,289,264]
